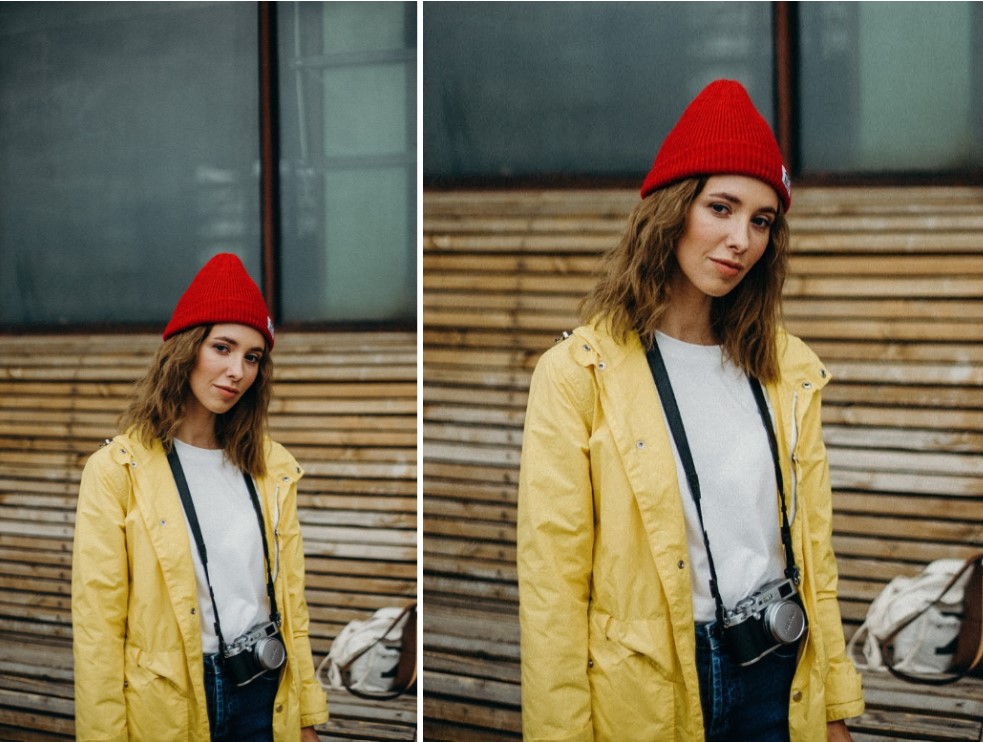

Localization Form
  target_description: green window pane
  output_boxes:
[279,1,416,324]
[0,2,260,325]
[799,1,983,173]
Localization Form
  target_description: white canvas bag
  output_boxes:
[848,559,969,674]
[318,605,415,695]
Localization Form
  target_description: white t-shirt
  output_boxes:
[173,439,269,654]
[655,331,785,623]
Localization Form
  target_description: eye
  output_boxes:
[752,214,774,230]
[245,352,262,364]
[213,343,231,354]
[709,202,730,215]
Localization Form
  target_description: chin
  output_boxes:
[701,283,738,299]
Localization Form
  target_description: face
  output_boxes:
[671,175,778,301]
[186,323,266,419]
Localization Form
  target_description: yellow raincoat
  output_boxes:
[72,432,328,741]
[517,323,864,741]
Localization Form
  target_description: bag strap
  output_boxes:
[242,474,281,626]
[880,550,983,685]
[747,374,799,585]
[645,340,726,628]
[339,602,417,700]
[166,446,280,657]
[167,447,228,653]
[645,338,799,631]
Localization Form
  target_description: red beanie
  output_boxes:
[640,79,791,211]
[163,253,275,349]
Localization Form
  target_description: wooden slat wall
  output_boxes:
[422,186,983,740]
[0,330,418,741]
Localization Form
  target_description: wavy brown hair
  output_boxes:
[118,326,274,476]
[579,177,789,383]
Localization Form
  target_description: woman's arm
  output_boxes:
[798,393,865,723]
[71,448,130,741]
[277,474,329,729]
[517,346,597,742]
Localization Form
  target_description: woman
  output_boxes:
[72,253,328,741]
[517,80,864,741]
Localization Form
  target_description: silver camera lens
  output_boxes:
[254,635,287,671]
[764,600,806,644]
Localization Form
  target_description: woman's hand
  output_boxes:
[301,726,321,742]
[827,720,853,741]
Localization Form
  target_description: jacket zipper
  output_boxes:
[788,390,799,521]
[272,482,281,582]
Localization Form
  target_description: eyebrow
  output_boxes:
[214,336,265,354]
[706,191,778,214]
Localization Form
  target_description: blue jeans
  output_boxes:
[695,622,799,742]
[203,654,279,742]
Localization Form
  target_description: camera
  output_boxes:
[722,578,807,666]
[224,621,287,686]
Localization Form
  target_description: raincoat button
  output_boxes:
[678,560,685,570]
[191,607,196,615]
[582,344,590,351]
[792,690,802,702]
[820,368,828,379]
[802,381,813,390]
[275,703,284,713]
[587,658,594,669]
[636,440,645,449]
[597,361,606,370]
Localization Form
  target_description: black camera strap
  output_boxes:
[747,376,799,585]
[166,447,281,658]
[242,474,281,627]
[644,338,799,629]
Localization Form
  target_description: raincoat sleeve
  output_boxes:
[72,446,130,742]
[517,344,597,742]
[278,471,330,727]
[799,392,865,722]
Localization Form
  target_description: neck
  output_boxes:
[659,284,716,345]
[174,402,219,449]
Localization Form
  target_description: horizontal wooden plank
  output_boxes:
[426,252,983,277]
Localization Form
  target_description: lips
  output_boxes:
[710,257,742,278]
[214,384,240,400]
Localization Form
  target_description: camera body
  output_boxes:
[723,578,807,666]
[224,621,287,686]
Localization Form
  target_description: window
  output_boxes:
[424,1,983,183]
[278,2,417,323]
[798,1,983,174]
[423,2,775,180]
[0,1,417,329]
[0,2,260,325]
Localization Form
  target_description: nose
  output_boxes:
[226,354,244,381]
[726,219,752,254]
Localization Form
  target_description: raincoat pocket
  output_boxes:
[588,613,677,738]
[123,646,189,740]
